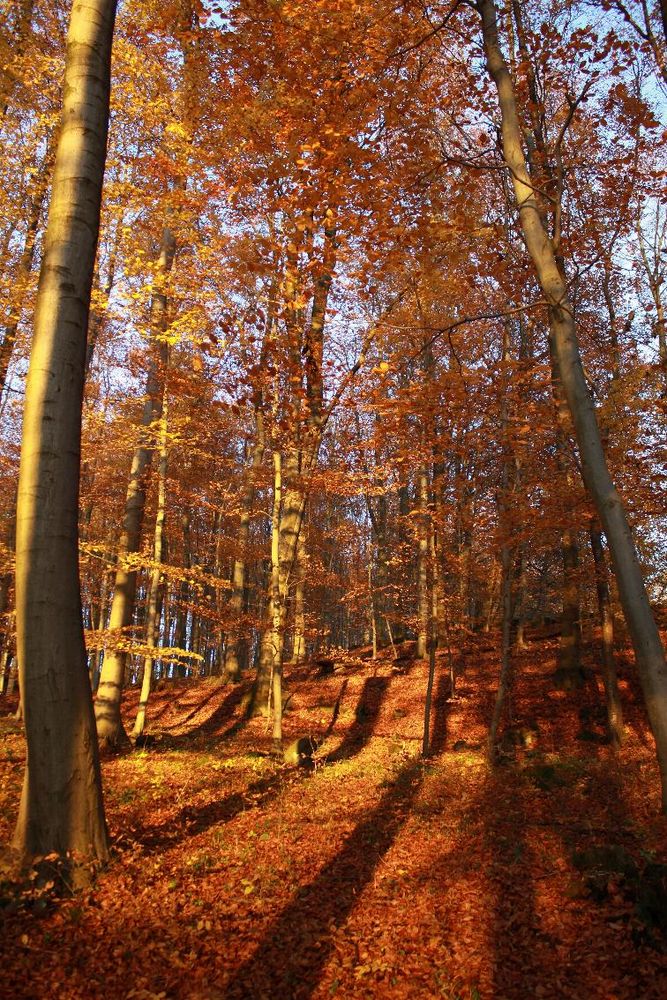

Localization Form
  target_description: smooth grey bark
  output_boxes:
[289,521,307,664]
[422,484,440,756]
[250,450,307,720]
[556,525,583,680]
[224,280,275,679]
[250,218,336,722]
[479,0,667,810]
[548,338,583,683]
[361,410,390,650]
[422,605,438,757]
[4,651,16,696]
[12,0,116,870]
[174,510,192,677]
[90,561,110,690]
[252,450,284,722]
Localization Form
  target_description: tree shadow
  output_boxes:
[428,668,452,756]
[139,683,248,752]
[615,656,656,750]
[125,767,297,852]
[389,654,418,676]
[165,681,237,729]
[123,675,395,853]
[143,693,173,724]
[324,676,390,764]
[483,771,542,997]
[221,759,425,1000]
[485,749,664,997]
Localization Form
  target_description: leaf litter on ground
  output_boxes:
[1,633,667,999]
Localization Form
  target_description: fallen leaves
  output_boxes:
[1,642,667,998]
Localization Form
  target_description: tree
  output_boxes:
[94,225,174,747]
[477,0,667,810]
[11,0,116,874]
[3,0,667,822]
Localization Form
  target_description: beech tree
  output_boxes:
[476,0,667,809]
[11,0,116,870]
[2,0,667,829]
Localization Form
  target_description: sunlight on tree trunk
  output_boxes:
[478,0,667,810]
[94,227,174,748]
[224,424,265,680]
[12,0,117,875]
[417,464,430,660]
[256,450,284,730]
[290,524,307,665]
[133,390,169,740]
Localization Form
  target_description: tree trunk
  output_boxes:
[555,524,583,685]
[12,0,116,873]
[422,501,439,756]
[133,391,169,739]
[223,424,265,680]
[5,652,17,697]
[252,451,284,720]
[250,213,334,719]
[369,556,377,659]
[366,489,389,649]
[91,563,110,691]
[94,227,174,746]
[479,0,667,810]
[417,465,430,659]
[1,647,13,695]
[489,321,514,759]
[589,516,624,746]
[0,497,16,660]
[422,617,437,757]
[549,337,583,686]
[513,539,528,650]
[290,522,307,664]
[489,543,513,760]
[250,447,309,718]
[174,511,192,677]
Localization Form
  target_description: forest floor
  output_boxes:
[1,631,667,999]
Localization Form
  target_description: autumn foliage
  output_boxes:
[1,0,667,994]
[2,632,667,998]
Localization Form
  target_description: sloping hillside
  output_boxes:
[1,635,667,999]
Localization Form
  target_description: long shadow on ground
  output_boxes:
[126,677,390,852]
[136,682,248,752]
[485,748,667,998]
[324,676,390,764]
[126,767,300,852]
[221,759,425,1000]
[485,771,542,998]
[429,668,452,755]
